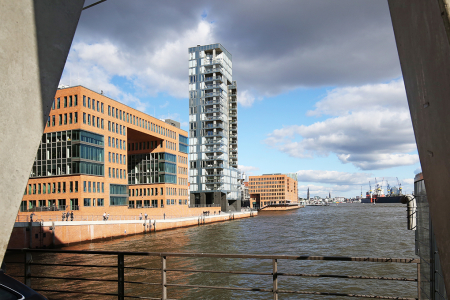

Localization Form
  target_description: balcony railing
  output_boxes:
[204,76,223,82]
[4,249,420,300]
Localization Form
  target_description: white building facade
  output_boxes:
[188,44,241,211]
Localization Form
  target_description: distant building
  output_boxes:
[248,173,298,209]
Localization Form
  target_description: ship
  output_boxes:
[361,178,403,204]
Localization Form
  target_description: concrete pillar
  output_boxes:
[190,193,196,207]
[388,1,450,297]
[0,0,84,263]
[200,193,206,206]
[221,193,227,212]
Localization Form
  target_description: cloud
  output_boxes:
[159,101,170,109]
[264,80,419,170]
[66,1,399,106]
[298,184,356,198]
[238,165,259,176]
[403,178,414,185]
[296,170,371,185]
[238,90,256,107]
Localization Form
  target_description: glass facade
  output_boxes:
[30,129,105,177]
[179,134,188,154]
[128,152,177,184]
[188,43,241,201]
[110,184,128,206]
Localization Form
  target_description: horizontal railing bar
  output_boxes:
[30,262,117,268]
[165,284,417,300]
[33,288,118,296]
[125,266,161,271]
[166,283,272,293]
[123,281,160,286]
[276,289,417,300]
[30,275,117,283]
[6,249,420,263]
[124,296,164,300]
[166,268,271,276]
[278,272,418,282]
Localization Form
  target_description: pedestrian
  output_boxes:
[62,212,65,221]
[66,212,69,221]
[70,211,74,221]
[103,212,106,221]
[163,213,165,220]
[107,213,110,220]
[139,213,143,220]
[144,213,148,220]
[30,212,35,222]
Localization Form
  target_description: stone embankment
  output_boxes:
[8,211,257,249]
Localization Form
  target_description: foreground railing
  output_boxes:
[4,249,419,300]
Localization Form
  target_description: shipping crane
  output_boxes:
[386,181,391,196]
[397,177,403,195]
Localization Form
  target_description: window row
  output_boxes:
[82,181,105,193]
[129,187,164,197]
[178,167,187,175]
[108,152,126,165]
[178,178,188,186]
[83,198,104,207]
[53,95,78,109]
[166,140,176,151]
[107,105,177,141]
[109,167,126,179]
[166,199,188,205]
[178,155,187,165]
[108,137,126,150]
[26,181,79,195]
[83,113,104,129]
[20,198,80,212]
[129,140,162,152]
[83,95,104,113]
[129,199,162,208]
[47,112,78,127]
[108,121,126,136]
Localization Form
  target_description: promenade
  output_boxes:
[8,210,257,249]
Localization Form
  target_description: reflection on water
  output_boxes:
[8,203,417,299]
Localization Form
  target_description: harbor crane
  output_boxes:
[396,177,403,195]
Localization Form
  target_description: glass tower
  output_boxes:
[188,43,241,211]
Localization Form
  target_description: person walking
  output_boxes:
[107,213,110,220]
[103,212,106,221]
[139,213,143,220]
[66,212,69,221]
[62,212,65,221]
[30,212,35,223]
[70,211,74,221]
[144,213,148,220]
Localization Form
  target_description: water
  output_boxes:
[18,203,418,299]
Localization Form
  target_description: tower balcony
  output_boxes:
[204,76,223,83]
[204,163,224,169]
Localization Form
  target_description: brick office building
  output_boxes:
[248,173,298,209]
[17,85,203,221]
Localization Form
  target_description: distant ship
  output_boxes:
[361,178,403,204]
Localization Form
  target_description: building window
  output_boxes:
[64,96,67,108]
[74,95,78,106]
[74,112,78,123]
[84,198,91,206]
[57,98,60,109]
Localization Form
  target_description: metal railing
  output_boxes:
[4,249,420,300]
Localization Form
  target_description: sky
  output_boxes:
[60,0,421,198]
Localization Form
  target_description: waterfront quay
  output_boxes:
[8,210,255,249]
[4,204,418,299]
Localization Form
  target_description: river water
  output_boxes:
[28,203,418,299]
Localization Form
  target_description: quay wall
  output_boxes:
[260,205,303,211]
[7,211,256,249]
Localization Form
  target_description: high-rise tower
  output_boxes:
[188,44,241,211]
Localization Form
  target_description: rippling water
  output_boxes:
[18,203,418,299]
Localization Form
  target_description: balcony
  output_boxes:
[204,123,224,129]
[204,99,226,106]
[205,146,226,153]
[204,163,224,169]
[203,67,224,75]
[204,76,223,82]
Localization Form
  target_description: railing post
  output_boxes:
[417,261,421,300]
[118,254,124,300]
[24,251,32,287]
[273,258,278,300]
[161,256,167,300]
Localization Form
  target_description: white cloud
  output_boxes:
[238,90,256,107]
[296,170,371,185]
[264,80,419,170]
[238,165,259,176]
[403,178,414,185]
